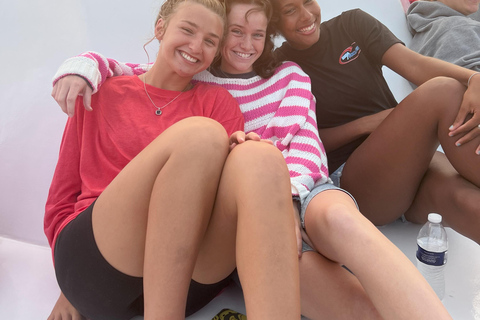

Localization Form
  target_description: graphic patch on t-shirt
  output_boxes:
[339,42,361,65]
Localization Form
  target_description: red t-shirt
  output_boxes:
[44,75,244,250]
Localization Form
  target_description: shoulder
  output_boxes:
[191,81,238,105]
[339,8,379,25]
[96,75,139,97]
[272,61,310,81]
[103,75,137,88]
[325,9,384,35]
[277,61,305,73]
[192,81,230,95]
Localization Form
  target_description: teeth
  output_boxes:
[180,51,198,63]
[234,51,252,59]
[299,23,315,33]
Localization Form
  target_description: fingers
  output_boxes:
[48,292,85,320]
[52,80,69,115]
[245,132,273,145]
[453,123,480,155]
[448,105,470,133]
[245,132,261,141]
[82,86,93,112]
[51,76,92,117]
[229,131,245,150]
[228,132,273,151]
[449,112,480,154]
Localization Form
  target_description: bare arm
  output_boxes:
[51,51,150,117]
[318,109,393,153]
[382,43,480,149]
[382,43,473,87]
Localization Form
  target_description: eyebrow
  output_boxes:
[182,20,221,39]
[280,3,294,10]
[228,23,266,33]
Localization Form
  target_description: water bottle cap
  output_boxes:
[428,213,442,224]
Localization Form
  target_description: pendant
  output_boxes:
[155,109,162,116]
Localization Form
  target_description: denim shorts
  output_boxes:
[300,163,358,253]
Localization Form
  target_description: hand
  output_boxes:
[51,75,93,117]
[228,131,273,151]
[448,78,480,154]
[47,292,85,320]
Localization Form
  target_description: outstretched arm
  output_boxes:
[318,109,394,153]
[51,51,150,117]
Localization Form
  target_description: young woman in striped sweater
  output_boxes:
[51,0,450,318]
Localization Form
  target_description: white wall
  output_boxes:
[0,0,161,246]
[0,0,412,246]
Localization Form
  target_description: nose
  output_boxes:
[189,35,203,54]
[240,36,253,50]
[299,6,312,22]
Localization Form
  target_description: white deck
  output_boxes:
[2,221,479,319]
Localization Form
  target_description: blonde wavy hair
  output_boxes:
[155,0,227,38]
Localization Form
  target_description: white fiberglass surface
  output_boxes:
[1,220,479,320]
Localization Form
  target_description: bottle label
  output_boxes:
[416,245,446,266]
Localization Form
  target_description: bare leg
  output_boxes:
[342,77,480,227]
[298,252,382,320]
[193,141,301,319]
[404,152,480,244]
[304,190,451,320]
[91,117,230,320]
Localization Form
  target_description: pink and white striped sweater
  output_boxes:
[53,52,330,203]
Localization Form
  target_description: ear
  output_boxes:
[155,18,166,40]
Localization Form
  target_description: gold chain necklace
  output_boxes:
[142,74,189,116]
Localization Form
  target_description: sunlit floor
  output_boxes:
[1,220,479,320]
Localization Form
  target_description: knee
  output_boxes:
[420,77,465,113]
[170,117,230,159]
[229,141,290,184]
[306,195,364,238]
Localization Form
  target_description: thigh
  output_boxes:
[299,251,381,320]
[91,117,229,277]
[192,141,293,284]
[54,203,143,320]
[341,77,464,224]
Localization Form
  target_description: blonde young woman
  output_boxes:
[45,0,302,319]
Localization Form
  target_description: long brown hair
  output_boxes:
[214,0,282,78]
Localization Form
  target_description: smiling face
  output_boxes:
[156,2,224,79]
[439,0,480,15]
[220,3,268,74]
[274,0,321,50]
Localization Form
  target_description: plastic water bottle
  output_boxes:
[416,213,448,300]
